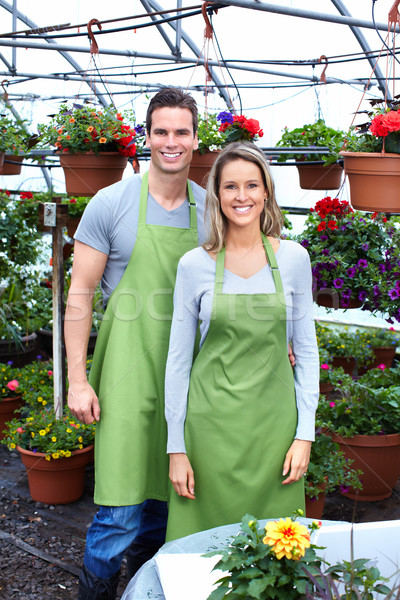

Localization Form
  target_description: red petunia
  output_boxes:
[327,220,338,230]
[317,221,326,231]
[20,191,33,200]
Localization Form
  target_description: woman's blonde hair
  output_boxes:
[203,142,283,252]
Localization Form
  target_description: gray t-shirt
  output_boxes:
[75,173,207,304]
[165,241,319,453]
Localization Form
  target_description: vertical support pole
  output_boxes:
[12,0,17,73]
[175,0,182,57]
[50,201,68,419]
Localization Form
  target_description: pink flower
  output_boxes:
[377,364,386,370]
[6,380,19,391]
[47,370,53,376]
[16,427,25,433]
[329,401,335,407]
[320,363,330,370]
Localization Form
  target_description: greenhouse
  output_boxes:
[0,0,399,599]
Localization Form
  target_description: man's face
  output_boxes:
[146,107,198,175]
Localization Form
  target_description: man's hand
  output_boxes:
[68,380,100,424]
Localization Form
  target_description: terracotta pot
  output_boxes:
[319,381,333,399]
[330,432,400,501]
[331,356,356,376]
[314,289,362,309]
[0,333,38,367]
[66,216,81,238]
[305,478,327,519]
[0,155,23,175]
[0,396,24,441]
[340,151,400,213]
[189,150,219,188]
[17,444,94,504]
[296,163,343,190]
[60,152,128,196]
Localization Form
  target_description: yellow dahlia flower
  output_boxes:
[263,518,310,560]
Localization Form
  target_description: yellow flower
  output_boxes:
[51,436,57,442]
[52,452,60,459]
[65,451,72,457]
[45,455,51,461]
[263,518,310,560]
[39,430,46,436]
[78,436,83,443]
[37,396,43,402]
[31,432,35,438]
[27,417,33,422]
[10,443,16,449]
[42,401,47,406]
[78,444,83,449]
[66,428,72,433]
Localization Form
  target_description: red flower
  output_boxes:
[20,191,33,200]
[244,118,262,136]
[69,198,77,204]
[327,220,338,230]
[381,110,400,133]
[317,221,326,231]
[370,113,389,137]
[218,122,231,133]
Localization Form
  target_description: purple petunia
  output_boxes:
[134,124,146,136]
[320,234,328,241]
[333,278,344,289]
[342,289,352,299]
[217,111,234,124]
[322,248,330,255]
[373,284,381,296]
[358,290,367,302]
[357,259,368,269]
[347,267,356,278]
[389,288,400,299]
[361,243,369,251]
[378,263,386,273]
[301,239,310,248]
[7,360,13,366]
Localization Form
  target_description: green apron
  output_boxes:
[166,234,304,541]
[89,171,198,506]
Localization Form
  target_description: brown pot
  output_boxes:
[319,381,333,399]
[0,333,38,367]
[60,152,128,196]
[314,289,362,309]
[305,478,327,519]
[0,396,24,441]
[189,150,219,188]
[330,432,400,501]
[0,152,4,168]
[331,356,356,376]
[340,151,400,213]
[0,155,23,175]
[17,444,94,504]
[38,328,97,358]
[296,163,343,190]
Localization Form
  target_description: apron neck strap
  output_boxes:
[139,171,197,231]
[214,233,284,295]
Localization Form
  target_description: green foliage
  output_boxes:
[316,364,400,436]
[306,432,362,500]
[62,195,91,218]
[316,324,375,366]
[0,114,31,154]
[325,558,391,600]
[197,113,228,154]
[275,120,346,164]
[205,514,322,600]
[0,362,26,399]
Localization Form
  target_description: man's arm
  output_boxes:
[65,240,108,424]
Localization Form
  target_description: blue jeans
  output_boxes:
[84,499,168,578]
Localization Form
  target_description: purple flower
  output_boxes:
[134,124,146,136]
[359,218,366,224]
[320,235,328,241]
[340,225,347,231]
[333,278,344,289]
[373,285,381,296]
[357,259,368,269]
[322,248,330,256]
[346,267,356,278]
[301,239,310,248]
[389,288,400,299]
[358,290,367,302]
[7,360,13,366]
[378,263,386,273]
[361,243,369,251]
[217,111,234,124]
[342,289,352,299]
[340,485,350,494]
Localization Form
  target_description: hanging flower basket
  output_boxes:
[340,151,400,212]
[296,163,343,190]
[189,150,219,188]
[314,289,362,309]
[17,444,94,504]
[0,155,23,176]
[60,152,128,196]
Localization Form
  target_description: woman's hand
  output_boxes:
[282,439,311,485]
[169,453,196,499]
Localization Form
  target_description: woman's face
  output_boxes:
[218,159,268,230]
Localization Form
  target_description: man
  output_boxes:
[65,87,207,600]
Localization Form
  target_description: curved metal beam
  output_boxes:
[0,0,109,107]
[330,0,388,98]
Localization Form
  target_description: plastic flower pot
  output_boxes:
[17,444,94,504]
[60,152,128,196]
[189,150,219,188]
[296,163,343,190]
[340,151,400,212]
[0,154,23,175]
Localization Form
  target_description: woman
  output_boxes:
[164,142,319,541]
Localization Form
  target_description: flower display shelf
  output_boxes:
[189,150,219,188]
[17,444,94,504]
[60,152,128,196]
[0,155,23,175]
[0,396,23,441]
[331,432,400,501]
[340,151,400,212]
[296,163,343,190]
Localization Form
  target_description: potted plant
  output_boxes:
[0,116,31,175]
[0,362,25,440]
[340,98,400,212]
[38,103,143,195]
[2,395,96,504]
[316,323,375,376]
[305,431,362,519]
[190,111,263,187]
[317,365,400,501]
[357,326,399,371]
[275,119,345,190]
[298,196,400,320]
[319,347,333,396]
